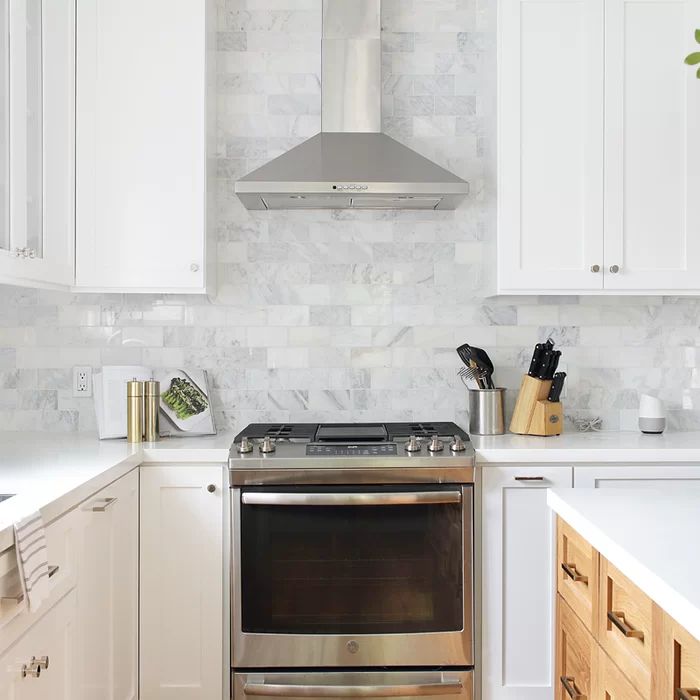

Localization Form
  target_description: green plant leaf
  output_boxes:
[686,51,700,65]
[697,66,700,79]
[696,28,700,44]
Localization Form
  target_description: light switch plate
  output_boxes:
[73,366,93,397]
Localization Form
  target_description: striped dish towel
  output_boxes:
[13,511,49,612]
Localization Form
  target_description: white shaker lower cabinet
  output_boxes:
[140,465,225,700]
[75,469,139,700]
[574,465,700,488]
[481,466,572,700]
[0,590,77,700]
[75,0,214,293]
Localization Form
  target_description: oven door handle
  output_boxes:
[240,491,462,506]
[244,681,464,697]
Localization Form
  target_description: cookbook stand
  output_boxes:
[509,375,563,436]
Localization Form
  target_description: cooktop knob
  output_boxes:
[427,435,444,452]
[405,435,421,453]
[259,436,276,454]
[450,435,466,452]
[237,436,253,454]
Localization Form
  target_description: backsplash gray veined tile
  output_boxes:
[1,0,700,434]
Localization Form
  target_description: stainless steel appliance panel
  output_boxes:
[231,485,473,668]
[233,671,473,700]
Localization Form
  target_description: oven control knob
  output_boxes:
[427,435,444,452]
[405,435,421,453]
[237,437,253,454]
[450,435,466,452]
[259,436,276,454]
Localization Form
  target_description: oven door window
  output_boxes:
[239,485,464,635]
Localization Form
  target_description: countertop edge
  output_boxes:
[547,489,700,641]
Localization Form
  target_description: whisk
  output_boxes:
[458,365,488,390]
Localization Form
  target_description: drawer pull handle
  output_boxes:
[514,476,545,482]
[561,562,588,584]
[83,497,117,512]
[2,565,59,604]
[607,610,644,640]
[677,690,700,700]
[560,676,584,699]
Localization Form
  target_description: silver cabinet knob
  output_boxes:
[27,249,36,259]
[590,264,600,273]
[190,263,200,272]
[21,657,42,678]
[13,247,22,258]
[237,436,253,454]
[427,435,444,452]
[259,436,276,454]
[405,435,421,453]
[206,484,216,493]
[609,264,620,273]
[450,435,466,452]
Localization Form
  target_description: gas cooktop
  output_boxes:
[228,422,474,485]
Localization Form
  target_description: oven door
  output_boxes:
[231,484,473,668]
[233,670,474,700]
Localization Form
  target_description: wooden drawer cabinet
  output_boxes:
[598,558,654,697]
[558,518,598,633]
[671,621,700,700]
[595,646,644,700]
[556,595,595,700]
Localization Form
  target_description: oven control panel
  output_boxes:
[306,444,398,456]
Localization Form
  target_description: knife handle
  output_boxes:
[528,344,544,377]
[548,372,566,402]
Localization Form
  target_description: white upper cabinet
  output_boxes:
[603,0,700,291]
[498,0,604,293]
[0,0,75,289]
[498,0,700,294]
[75,0,213,293]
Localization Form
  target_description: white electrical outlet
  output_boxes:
[73,366,93,397]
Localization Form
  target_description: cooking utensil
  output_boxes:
[469,346,496,389]
[456,344,487,389]
[528,343,545,377]
[458,365,487,390]
[547,372,566,402]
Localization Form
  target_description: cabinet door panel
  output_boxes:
[76,469,138,700]
[498,0,604,292]
[604,0,700,290]
[140,465,224,700]
[75,0,206,292]
[0,590,76,700]
[574,465,700,488]
[482,466,573,700]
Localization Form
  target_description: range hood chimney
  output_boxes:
[235,0,469,211]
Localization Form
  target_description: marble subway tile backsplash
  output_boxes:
[1,0,700,434]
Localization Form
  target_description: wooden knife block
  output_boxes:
[509,375,563,436]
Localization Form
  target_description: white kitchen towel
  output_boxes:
[13,511,49,612]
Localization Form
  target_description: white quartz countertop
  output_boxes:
[548,488,700,640]
[473,430,700,463]
[0,431,235,551]
[2,429,700,554]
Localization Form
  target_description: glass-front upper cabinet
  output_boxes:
[0,0,74,288]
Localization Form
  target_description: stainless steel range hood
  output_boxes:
[235,0,469,211]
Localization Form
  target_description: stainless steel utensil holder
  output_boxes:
[468,388,506,435]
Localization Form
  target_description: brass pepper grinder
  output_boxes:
[126,379,144,443]
[144,379,160,442]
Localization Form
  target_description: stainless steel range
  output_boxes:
[229,422,475,700]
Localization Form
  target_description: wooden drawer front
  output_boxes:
[673,621,700,700]
[598,558,653,698]
[558,517,597,632]
[595,647,644,700]
[557,595,594,700]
